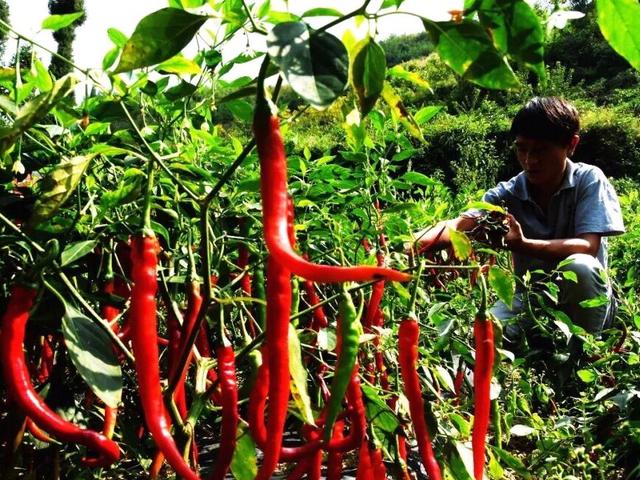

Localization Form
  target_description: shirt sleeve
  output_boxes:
[482,183,508,206]
[574,168,625,236]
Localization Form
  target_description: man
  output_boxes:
[414,97,625,345]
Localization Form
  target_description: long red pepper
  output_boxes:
[254,256,291,480]
[129,236,199,480]
[253,95,410,284]
[209,344,239,480]
[26,417,54,443]
[166,308,188,418]
[472,295,495,480]
[327,419,345,480]
[398,318,442,480]
[0,285,120,467]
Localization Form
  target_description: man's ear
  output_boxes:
[568,135,580,156]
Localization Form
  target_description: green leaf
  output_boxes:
[58,299,122,408]
[361,384,400,460]
[102,47,120,71]
[288,324,314,425]
[492,447,531,478]
[415,105,443,125]
[401,171,437,187]
[577,369,597,383]
[488,266,514,308]
[157,55,201,75]
[446,441,474,480]
[60,240,99,267]
[107,28,128,47]
[448,228,473,260]
[28,57,53,92]
[423,19,520,90]
[476,0,546,80]
[267,22,348,108]
[100,168,145,210]
[164,80,197,101]
[41,12,84,31]
[226,99,253,122]
[0,74,76,160]
[301,7,343,17]
[596,0,640,72]
[28,154,97,228]
[350,37,387,116]
[380,83,424,142]
[230,421,257,480]
[114,8,208,73]
[465,201,506,214]
[579,294,609,309]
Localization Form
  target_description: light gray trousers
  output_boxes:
[490,253,614,345]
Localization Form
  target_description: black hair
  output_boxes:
[510,97,580,146]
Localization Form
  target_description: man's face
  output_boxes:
[514,135,578,190]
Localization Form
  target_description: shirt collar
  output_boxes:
[510,159,577,201]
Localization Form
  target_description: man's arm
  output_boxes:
[412,215,478,251]
[504,214,601,261]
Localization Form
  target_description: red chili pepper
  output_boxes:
[254,257,291,479]
[26,417,54,443]
[253,96,410,284]
[301,254,328,330]
[209,344,239,480]
[36,335,55,384]
[129,236,199,480]
[356,441,373,479]
[472,309,495,480]
[398,318,442,480]
[453,367,465,406]
[166,307,187,418]
[327,419,345,480]
[0,285,120,467]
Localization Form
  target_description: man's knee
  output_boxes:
[558,253,606,288]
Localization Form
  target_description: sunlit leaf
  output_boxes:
[350,37,386,115]
[60,240,99,267]
[476,0,546,81]
[41,12,84,31]
[423,19,520,89]
[448,228,473,260]
[596,0,640,72]
[267,22,348,108]
[157,55,202,75]
[380,83,424,142]
[288,324,315,425]
[488,266,514,308]
[114,8,208,73]
[28,154,97,228]
[53,292,122,408]
[230,421,257,480]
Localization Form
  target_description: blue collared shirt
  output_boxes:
[482,160,625,276]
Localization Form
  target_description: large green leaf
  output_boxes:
[54,295,122,409]
[267,22,348,108]
[596,0,640,72]
[476,0,546,80]
[288,323,314,425]
[488,266,514,309]
[230,421,257,480]
[41,12,84,31]
[114,8,208,73]
[423,19,520,90]
[380,84,424,142]
[361,384,400,460]
[28,154,97,228]
[60,240,99,267]
[0,74,76,160]
[350,37,387,116]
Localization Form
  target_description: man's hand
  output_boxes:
[504,214,525,251]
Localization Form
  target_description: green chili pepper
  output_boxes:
[323,285,362,442]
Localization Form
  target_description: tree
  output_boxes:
[0,0,9,59]
[48,0,86,78]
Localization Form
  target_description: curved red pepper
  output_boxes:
[254,257,291,479]
[472,311,494,480]
[0,285,120,467]
[209,345,239,480]
[398,318,442,480]
[253,97,410,284]
[129,236,199,480]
